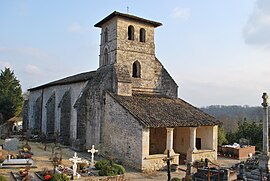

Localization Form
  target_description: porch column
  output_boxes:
[189,127,197,152]
[164,127,175,155]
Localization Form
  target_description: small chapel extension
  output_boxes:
[26,11,220,170]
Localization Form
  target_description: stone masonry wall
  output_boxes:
[59,90,71,145]
[99,18,117,66]
[98,16,178,98]
[28,81,87,145]
[74,66,114,151]
[28,89,43,129]
[103,93,143,170]
[34,97,42,130]
[46,93,55,134]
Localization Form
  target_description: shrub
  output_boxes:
[99,163,126,176]
[114,164,126,174]
[52,173,70,181]
[171,178,181,181]
[0,158,4,163]
[99,165,118,176]
[95,160,109,170]
[0,176,7,181]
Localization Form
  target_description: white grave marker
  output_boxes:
[69,152,82,177]
[88,145,98,166]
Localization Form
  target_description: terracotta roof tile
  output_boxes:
[108,92,220,127]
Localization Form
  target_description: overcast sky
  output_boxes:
[1,0,270,107]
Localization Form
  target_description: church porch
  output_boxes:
[174,126,218,163]
[142,127,179,170]
[142,125,218,170]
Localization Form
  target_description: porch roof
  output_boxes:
[108,93,220,127]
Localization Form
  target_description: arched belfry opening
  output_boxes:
[128,25,134,40]
[132,61,141,78]
[104,48,109,65]
[140,28,146,42]
[104,28,108,43]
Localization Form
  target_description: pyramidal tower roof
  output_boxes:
[94,11,162,28]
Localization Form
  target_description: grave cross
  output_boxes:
[88,145,98,166]
[69,152,82,177]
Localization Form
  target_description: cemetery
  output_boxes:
[0,136,254,180]
[0,138,129,180]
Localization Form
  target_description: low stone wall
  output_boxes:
[142,153,180,171]
[83,175,124,181]
[191,150,216,162]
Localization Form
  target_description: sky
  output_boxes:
[1,0,270,107]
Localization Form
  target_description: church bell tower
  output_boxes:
[94,11,162,69]
[95,12,177,98]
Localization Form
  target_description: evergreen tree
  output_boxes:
[226,118,263,150]
[0,67,23,124]
[218,127,228,146]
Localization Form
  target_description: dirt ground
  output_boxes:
[0,139,241,180]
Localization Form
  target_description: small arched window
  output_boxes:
[104,48,109,65]
[104,28,108,43]
[128,25,134,40]
[140,28,146,42]
[132,61,141,78]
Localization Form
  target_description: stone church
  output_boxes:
[26,11,220,170]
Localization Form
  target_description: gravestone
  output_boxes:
[69,152,82,178]
[88,145,98,166]
[0,158,36,168]
[3,138,19,151]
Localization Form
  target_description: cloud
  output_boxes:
[172,7,190,20]
[24,64,42,75]
[243,0,270,47]
[0,47,49,59]
[67,22,82,33]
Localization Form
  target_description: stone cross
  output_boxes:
[262,92,269,155]
[88,145,98,166]
[69,152,82,177]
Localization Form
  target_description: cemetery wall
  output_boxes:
[103,93,143,170]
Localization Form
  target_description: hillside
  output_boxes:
[200,105,264,132]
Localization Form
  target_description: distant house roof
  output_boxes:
[28,71,96,91]
[108,93,220,127]
[95,11,162,28]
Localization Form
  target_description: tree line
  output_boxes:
[0,67,23,125]
[202,105,264,150]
